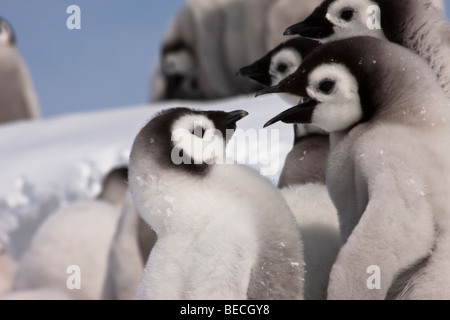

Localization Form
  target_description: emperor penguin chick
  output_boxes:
[0,18,40,124]
[284,0,450,99]
[239,37,328,188]
[264,36,450,300]
[12,167,127,300]
[129,107,304,300]
[156,41,204,101]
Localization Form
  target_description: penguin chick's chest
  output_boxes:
[327,132,369,229]
[167,164,274,213]
[327,120,450,239]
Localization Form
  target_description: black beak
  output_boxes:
[264,99,318,128]
[284,21,333,38]
[283,2,334,38]
[237,64,271,87]
[237,64,260,77]
[226,110,249,128]
[255,85,286,98]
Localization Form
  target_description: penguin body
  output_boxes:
[0,245,17,296]
[281,184,340,300]
[129,108,304,300]
[278,125,329,188]
[0,18,40,124]
[13,201,120,300]
[0,288,72,300]
[12,168,128,300]
[264,37,450,299]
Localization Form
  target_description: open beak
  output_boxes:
[264,99,318,128]
[226,110,249,128]
[255,85,286,98]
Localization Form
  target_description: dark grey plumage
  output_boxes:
[278,125,329,188]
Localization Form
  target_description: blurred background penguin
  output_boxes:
[151,0,323,101]
[0,18,40,125]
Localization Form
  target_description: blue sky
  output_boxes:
[2,1,184,117]
[2,1,450,118]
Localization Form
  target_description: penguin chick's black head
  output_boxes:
[130,108,248,176]
[284,0,393,42]
[0,17,16,45]
[238,38,321,87]
[264,36,430,132]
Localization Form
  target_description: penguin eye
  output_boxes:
[277,63,288,73]
[340,9,354,21]
[318,80,335,94]
[192,126,205,138]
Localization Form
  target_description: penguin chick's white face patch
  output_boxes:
[163,49,195,76]
[171,115,226,165]
[307,63,362,132]
[325,0,387,42]
[270,48,302,86]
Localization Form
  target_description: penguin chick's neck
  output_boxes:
[355,47,449,128]
[377,0,450,95]
[377,0,442,45]
[381,77,447,128]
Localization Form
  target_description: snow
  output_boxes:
[0,94,295,259]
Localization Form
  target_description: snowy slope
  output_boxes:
[0,94,296,259]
